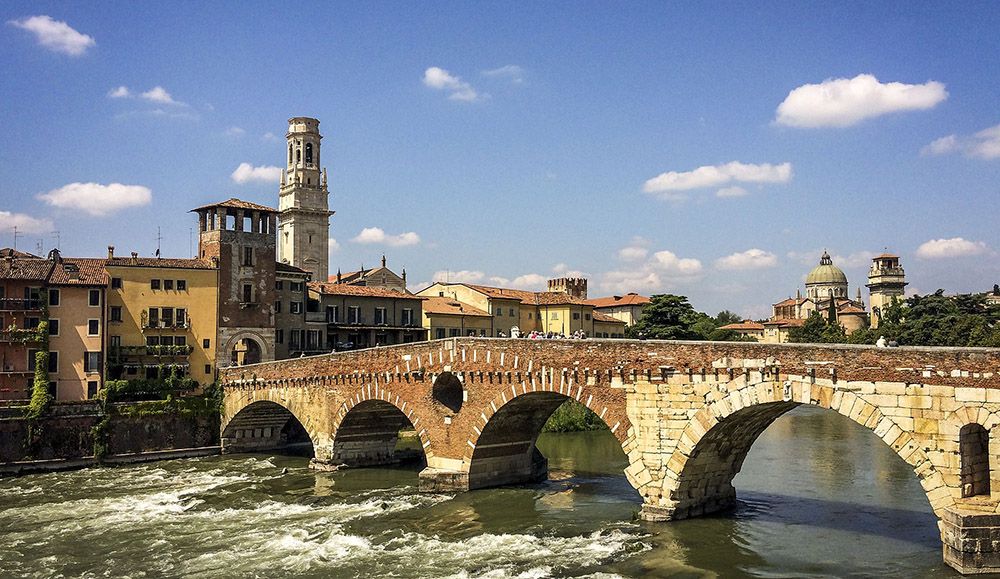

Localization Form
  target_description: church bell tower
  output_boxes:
[278,117,334,281]
[867,253,907,329]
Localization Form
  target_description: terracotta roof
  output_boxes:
[592,311,626,324]
[720,321,765,331]
[0,248,41,259]
[0,256,53,281]
[105,257,216,270]
[463,284,589,306]
[276,262,310,275]
[49,258,108,286]
[773,297,809,307]
[764,318,806,328]
[585,293,651,308]
[309,281,422,299]
[837,305,866,314]
[422,296,491,317]
[873,253,899,259]
[190,198,277,213]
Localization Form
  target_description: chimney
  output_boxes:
[108,245,115,259]
[130,251,138,264]
[337,269,342,283]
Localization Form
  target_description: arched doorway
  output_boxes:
[230,337,262,366]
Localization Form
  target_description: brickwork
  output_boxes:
[221,337,1000,574]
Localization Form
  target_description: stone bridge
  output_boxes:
[219,338,1000,574]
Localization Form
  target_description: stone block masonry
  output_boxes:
[221,337,1000,574]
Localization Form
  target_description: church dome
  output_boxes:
[806,251,847,285]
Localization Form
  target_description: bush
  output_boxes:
[542,399,608,432]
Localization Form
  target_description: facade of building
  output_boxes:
[278,117,333,282]
[330,256,407,291]
[422,296,493,339]
[104,250,219,388]
[0,251,52,400]
[584,292,650,326]
[47,255,107,401]
[274,262,314,359]
[308,282,425,350]
[193,199,277,367]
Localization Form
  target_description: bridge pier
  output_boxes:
[942,505,1000,574]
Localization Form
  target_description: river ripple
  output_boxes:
[0,406,959,578]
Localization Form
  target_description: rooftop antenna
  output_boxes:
[35,239,43,256]
[12,225,18,250]
[51,230,61,250]
[189,227,193,257]
[154,226,163,258]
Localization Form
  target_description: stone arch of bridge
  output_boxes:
[657,378,953,522]
[221,398,318,456]
[463,382,640,493]
[328,384,434,468]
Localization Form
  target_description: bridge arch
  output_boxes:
[657,378,954,522]
[464,380,643,493]
[329,384,434,468]
[221,399,318,456]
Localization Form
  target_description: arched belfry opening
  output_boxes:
[222,401,313,457]
[305,142,313,165]
[960,423,990,498]
[331,400,426,468]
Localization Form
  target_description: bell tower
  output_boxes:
[278,117,334,281]
[867,253,907,328]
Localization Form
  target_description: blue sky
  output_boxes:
[2,2,998,318]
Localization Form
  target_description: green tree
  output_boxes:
[788,311,829,343]
[630,294,705,340]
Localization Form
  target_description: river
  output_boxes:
[0,406,959,578]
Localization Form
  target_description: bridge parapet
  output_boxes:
[220,338,1000,575]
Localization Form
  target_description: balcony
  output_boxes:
[0,328,44,343]
[112,345,194,358]
[0,298,42,312]
[140,312,192,331]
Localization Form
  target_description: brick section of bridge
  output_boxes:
[221,338,1000,575]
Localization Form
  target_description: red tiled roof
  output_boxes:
[276,261,310,275]
[585,293,651,308]
[49,258,108,286]
[0,248,41,259]
[191,198,277,213]
[838,305,866,314]
[309,281,422,299]
[105,257,216,270]
[764,318,806,328]
[422,296,491,317]
[720,321,765,331]
[0,256,53,281]
[592,311,626,324]
[463,284,589,306]
[773,297,809,307]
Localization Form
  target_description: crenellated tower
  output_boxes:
[278,117,334,281]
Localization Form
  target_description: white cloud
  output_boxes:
[423,67,481,102]
[262,132,280,142]
[0,211,53,234]
[922,124,1000,160]
[715,248,778,270]
[715,186,748,198]
[650,250,704,276]
[140,86,182,106]
[36,182,151,216]
[8,15,95,56]
[551,263,587,278]
[916,237,989,259]
[352,227,421,247]
[231,163,281,184]
[775,74,947,128]
[786,249,874,268]
[328,238,340,253]
[643,161,792,196]
[433,270,485,284]
[618,246,649,262]
[107,86,131,99]
[600,270,664,294]
[482,65,524,83]
[224,126,246,137]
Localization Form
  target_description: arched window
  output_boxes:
[289,144,293,164]
[960,423,990,497]
[296,148,301,163]
[305,143,313,165]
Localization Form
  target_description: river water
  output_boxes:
[0,406,960,578]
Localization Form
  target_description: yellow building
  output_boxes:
[47,256,107,400]
[104,249,218,388]
[584,293,650,327]
[422,296,493,339]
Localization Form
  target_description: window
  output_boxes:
[449,329,460,337]
[48,289,60,306]
[305,142,313,164]
[528,313,533,319]
[84,352,101,374]
[509,308,515,317]
[161,308,173,327]
[88,319,100,336]
[48,319,59,336]
[177,279,186,291]
[585,314,591,321]
[48,351,58,373]
[175,308,186,327]
[290,282,303,292]
[164,279,174,290]
[110,306,122,322]
[203,338,210,349]
[274,301,282,313]
[275,280,284,290]
[306,330,320,350]
[348,306,360,324]
[573,312,580,320]
[435,328,446,339]
[242,284,253,303]
[243,247,253,266]
[374,307,386,325]
[160,336,174,346]
[551,312,559,320]
[495,308,502,317]
[89,289,101,306]
[401,308,413,326]
[87,381,98,399]
[48,382,56,399]
[327,305,339,323]
[289,330,302,349]
[151,279,161,290]
[290,301,303,314]
[111,277,122,289]
[276,329,284,344]
[148,308,159,327]
[204,364,212,375]
[146,336,160,346]
[25,317,40,330]
[110,335,121,348]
